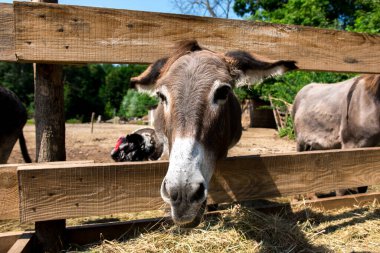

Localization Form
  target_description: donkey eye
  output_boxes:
[213,85,231,105]
[156,91,167,105]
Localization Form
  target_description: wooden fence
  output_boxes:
[16,148,380,222]
[0,2,379,73]
[0,1,380,252]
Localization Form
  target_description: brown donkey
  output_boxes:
[127,40,297,227]
[293,75,380,196]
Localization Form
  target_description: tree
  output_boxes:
[0,63,34,115]
[172,0,234,18]
[64,64,106,122]
[233,0,379,138]
[347,0,380,34]
[100,64,146,118]
[119,89,158,119]
[234,0,379,31]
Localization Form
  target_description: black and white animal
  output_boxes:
[111,128,163,162]
[292,75,380,196]
[113,40,297,228]
[0,86,32,163]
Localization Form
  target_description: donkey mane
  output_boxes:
[159,40,204,78]
[363,74,380,96]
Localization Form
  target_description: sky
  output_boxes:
[1,0,240,19]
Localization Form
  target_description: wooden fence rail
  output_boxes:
[0,2,378,73]
[17,147,380,222]
[0,161,94,220]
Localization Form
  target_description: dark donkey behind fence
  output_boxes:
[293,75,380,196]
[112,40,297,228]
[0,86,32,164]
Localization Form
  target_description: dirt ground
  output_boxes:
[8,123,296,164]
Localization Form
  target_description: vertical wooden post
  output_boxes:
[34,64,66,162]
[91,112,95,133]
[32,1,66,252]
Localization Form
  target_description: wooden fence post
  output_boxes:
[91,112,95,133]
[34,64,65,162]
[32,1,66,252]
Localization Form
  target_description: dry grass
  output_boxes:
[68,200,380,253]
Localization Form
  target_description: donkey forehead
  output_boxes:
[157,50,232,90]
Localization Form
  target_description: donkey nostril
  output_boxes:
[162,181,179,202]
[169,189,179,202]
[190,183,205,203]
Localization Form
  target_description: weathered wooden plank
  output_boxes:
[292,192,380,210]
[6,232,34,253]
[0,165,19,220]
[0,3,16,62]
[18,148,380,222]
[13,2,380,73]
[0,231,29,253]
[66,210,222,246]
[210,148,380,203]
[18,161,168,222]
[0,161,94,220]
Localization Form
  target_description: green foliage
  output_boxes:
[278,116,295,140]
[66,118,82,124]
[64,64,147,121]
[103,101,116,119]
[99,64,146,113]
[234,0,379,30]
[235,71,355,103]
[119,89,158,119]
[250,0,333,28]
[0,63,148,122]
[0,62,34,113]
[233,0,379,138]
[26,119,35,125]
[64,64,106,122]
[346,0,380,34]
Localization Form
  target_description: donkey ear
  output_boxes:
[225,50,298,87]
[130,57,168,93]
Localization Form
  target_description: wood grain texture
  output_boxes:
[211,148,380,203]
[0,231,29,253]
[6,232,33,253]
[0,165,20,220]
[18,148,380,222]
[11,2,380,73]
[292,192,380,210]
[0,161,93,220]
[0,3,16,62]
[18,161,168,222]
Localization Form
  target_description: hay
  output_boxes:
[79,201,380,253]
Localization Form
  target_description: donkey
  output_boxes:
[0,86,32,163]
[127,40,297,227]
[293,75,380,196]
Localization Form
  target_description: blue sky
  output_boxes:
[1,0,240,19]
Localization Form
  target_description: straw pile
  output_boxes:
[76,200,379,253]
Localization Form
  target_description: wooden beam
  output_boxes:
[0,231,32,253]
[66,210,221,246]
[11,2,380,73]
[18,147,380,222]
[292,192,380,210]
[66,217,171,246]
[0,161,94,220]
[6,232,34,253]
[0,165,20,220]
[0,3,16,62]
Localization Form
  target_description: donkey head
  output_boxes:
[131,40,297,227]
